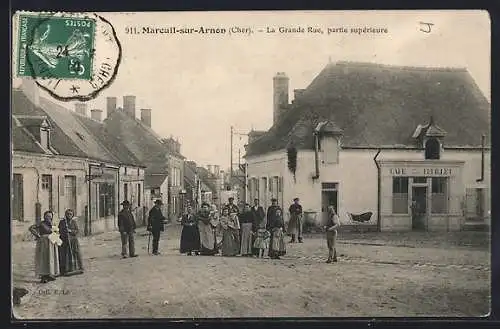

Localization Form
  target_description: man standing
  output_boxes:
[224,197,239,215]
[288,197,304,243]
[147,199,166,255]
[325,205,340,263]
[118,200,138,259]
[250,198,265,256]
[266,198,281,231]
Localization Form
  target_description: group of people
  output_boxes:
[30,209,84,284]
[30,195,341,284]
[178,197,287,259]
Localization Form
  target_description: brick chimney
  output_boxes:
[106,96,117,117]
[140,108,152,127]
[273,72,289,124]
[91,109,103,122]
[75,103,87,116]
[123,95,136,118]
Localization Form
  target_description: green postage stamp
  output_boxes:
[16,14,96,80]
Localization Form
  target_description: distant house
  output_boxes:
[195,166,218,206]
[245,62,491,232]
[12,82,146,235]
[104,96,185,220]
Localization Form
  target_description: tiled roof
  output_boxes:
[183,161,197,187]
[11,122,45,153]
[195,166,217,193]
[12,90,87,158]
[39,97,120,164]
[12,89,146,167]
[144,174,168,188]
[104,110,173,174]
[73,113,145,167]
[245,61,491,157]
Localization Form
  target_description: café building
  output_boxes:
[244,61,490,232]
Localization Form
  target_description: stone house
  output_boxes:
[12,83,146,236]
[244,62,490,232]
[104,96,185,220]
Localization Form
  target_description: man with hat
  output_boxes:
[118,200,138,258]
[147,199,167,255]
[288,197,304,243]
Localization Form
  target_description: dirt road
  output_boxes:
[12,225,490,319]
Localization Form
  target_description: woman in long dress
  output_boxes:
[197,203,218,255]
[58,209,84,276]
[180,205,200,255]
[220,208,240,256]
[239,204,254,256]
[268,208,287,259]
[33,211,60,283]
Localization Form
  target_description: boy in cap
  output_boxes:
[147,199,167,255]
[118,200,138,258]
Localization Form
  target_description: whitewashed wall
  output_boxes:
[12,152,88,222]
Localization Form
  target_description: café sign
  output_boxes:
[389,167,453,177]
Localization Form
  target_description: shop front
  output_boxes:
[87,163,119,234]
[379,160,465,232]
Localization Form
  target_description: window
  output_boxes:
[137,183,141,207]
[124,167,128,175]
[431,177,448,213]
[40,129,49,149]
[99,183,116,217]
[41,174,52,190]
[64,175,77,213]
[392,177,409,214]
[172,196,177,214]
[321,137,339,164]
[124,183,128,201]
[425,138,441,160]
[41,174,53,211]
[137,168,140,176]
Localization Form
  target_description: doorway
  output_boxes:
[411,186,427,231]
[12,174,24,221]
[321,182,338,225]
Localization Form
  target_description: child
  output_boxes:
[253,219,270,258]
[324,205,340,263]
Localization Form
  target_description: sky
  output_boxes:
[12,10,490,169]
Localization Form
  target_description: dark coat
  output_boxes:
[148,206,166,232]
[289,203,303,215]
[118,209,136,233]
[266,205,281,230]
[250,205,265,232]
[239,210,254,224]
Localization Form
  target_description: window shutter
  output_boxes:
[465,188,476,218]
[77,176,85,195]
[59,176,65,196]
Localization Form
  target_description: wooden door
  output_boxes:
[12,174,24,221]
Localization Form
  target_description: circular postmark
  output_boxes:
[20,12,121,102]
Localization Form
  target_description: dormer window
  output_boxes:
[425,138,441,160]
[314,121,343,165]
[412,116,446,160]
